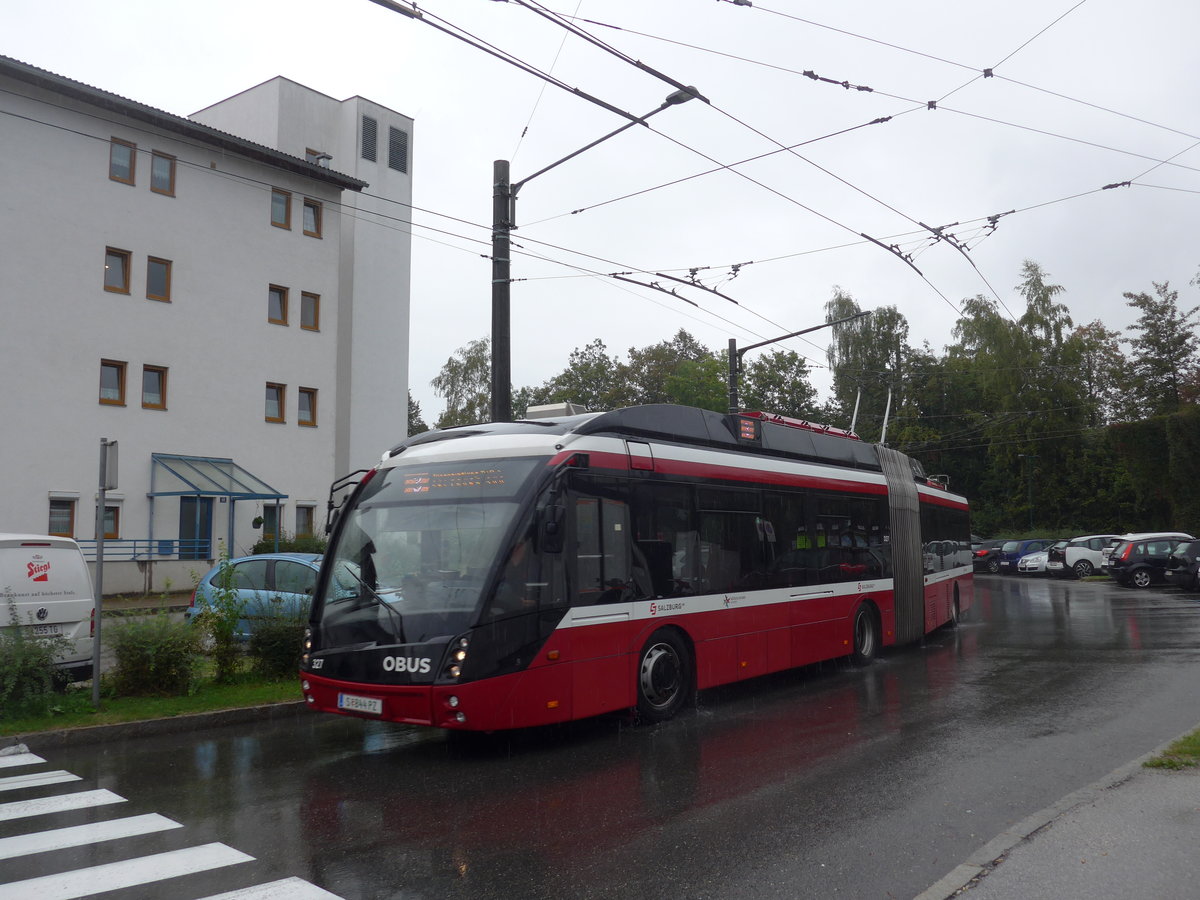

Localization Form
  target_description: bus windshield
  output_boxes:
[315,458,542,647]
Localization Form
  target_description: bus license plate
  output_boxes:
[32,624,63,636]
[338,693,383,715]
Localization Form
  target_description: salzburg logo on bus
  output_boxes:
[27,557,50,582]
[382,655,431,674]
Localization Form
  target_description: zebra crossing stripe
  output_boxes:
[0,789,126,823]
[197,876,344,899]
[0,771,81,793]
[0,813,182,860]
[0,753,46,769]
[2,841,254,900]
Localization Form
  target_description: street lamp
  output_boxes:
[490,86,703,422]
[1018,453,1039,531]
[726,311,871,414]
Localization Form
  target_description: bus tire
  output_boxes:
[850,603,879,667]
[636,629,693,723]
[948,588,961,629]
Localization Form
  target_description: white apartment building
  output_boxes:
[0,56,413,594]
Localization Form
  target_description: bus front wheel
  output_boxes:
[636,629,693,723]
[850,604,879,667]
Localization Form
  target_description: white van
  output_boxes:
[0,533,96,681]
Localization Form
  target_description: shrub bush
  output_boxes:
[249,615,308,679]
[109,613,201,696]
[250,532,327,556]
[0,597,71,719]
[192,553,246,683]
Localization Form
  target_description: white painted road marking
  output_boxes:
[0,770,81,793]
[198,876,346,899]
[0,813,182,860]
[0,753,46,769]
[0,789,126,823]
[2,841,254,900]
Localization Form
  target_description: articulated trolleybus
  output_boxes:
[300,404,972,731]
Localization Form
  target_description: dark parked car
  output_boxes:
[973,539,1008,574]
[1163,540,1200,591]
[996,539,1055,575]
[1107,533,1193,588]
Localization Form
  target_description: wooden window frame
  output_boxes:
[302,198,322,238]
[265,383,286,423]
[142,365,168,410]
[104,247,131,294]
[298,387,318,427]
[48,499,76,538]
[296,505,315,537]
[109,138,136,185]
[146,257,172,301]
[300,291,320,331]
[268,285,289,325]
[103,505,121,540]
[271,189,292,229]
[150,151,176,196]
[100,359,127,406]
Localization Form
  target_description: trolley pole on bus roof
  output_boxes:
[727,310,871,414]
[490,87,703,423]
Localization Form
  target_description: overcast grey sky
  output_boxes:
[8,0,1200,425]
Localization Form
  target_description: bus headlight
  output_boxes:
[443,635,469,680]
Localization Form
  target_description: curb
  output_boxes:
[1,700,310,752]
[914,723,1200,899]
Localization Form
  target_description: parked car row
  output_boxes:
[975,530,1200,590]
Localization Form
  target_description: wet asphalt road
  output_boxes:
[7,575,1200,899]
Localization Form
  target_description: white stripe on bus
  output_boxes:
[2,842,254,900]
[0,753,46,769]
[0,771,80,793]
[0,789,126,823]
[0,813,182,860]
[197,876,345,899]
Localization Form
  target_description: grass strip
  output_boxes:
[1,678,301,737]
[1144,730,1200,770]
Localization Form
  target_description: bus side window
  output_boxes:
[572,492,639,605]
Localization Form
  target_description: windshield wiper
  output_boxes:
[337,562,407,643]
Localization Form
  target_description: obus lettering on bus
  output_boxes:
[382,655,431,674]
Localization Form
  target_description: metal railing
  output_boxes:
[76,539,213,562]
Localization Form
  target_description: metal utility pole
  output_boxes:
[92,438,116,708]
[490,87,703,423]
[727,310,871,414]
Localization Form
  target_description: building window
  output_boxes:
[142,365,167,409]
[150,152,176,195]
[104,248,131,293]
[146,257,172,301]
[262,505,279,542]
[100,360,127,406]
[362,116,378,161]
[265,383,286,423]
[109,138,136,184]
[302,199,322,237]
[300,292,320,331]
[298,388,317,427]
[268,285,288,325]
[296,505,315,537]
[388,126,408,173]
[103,505,121,540]
[49,499,75,537]
[271,189,291,229]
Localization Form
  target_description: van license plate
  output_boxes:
[31,624,63,636]
[337,693,383,715]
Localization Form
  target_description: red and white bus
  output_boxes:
[300,404,972,731]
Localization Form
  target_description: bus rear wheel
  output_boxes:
[850,604,879,667]
[636,630,693,723]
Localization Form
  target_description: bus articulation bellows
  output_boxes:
[300,404,972,731]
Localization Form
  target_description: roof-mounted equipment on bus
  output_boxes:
[525,402,589,420]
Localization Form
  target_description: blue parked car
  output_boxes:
[188,552,324,639]
[996,539,1055,575]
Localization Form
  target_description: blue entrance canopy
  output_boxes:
[149,453,286,500]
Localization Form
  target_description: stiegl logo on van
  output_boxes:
[27,556,50,582]
[382,655,431,674]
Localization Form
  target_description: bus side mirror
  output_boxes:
[542,504,565,554]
